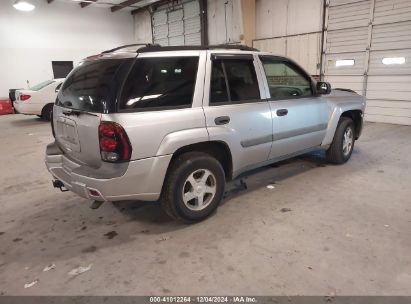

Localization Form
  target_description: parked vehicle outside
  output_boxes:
[45,45,366,222]
[13,79,64,120]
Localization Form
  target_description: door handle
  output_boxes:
[214,116,230,125]
[276,109,288,116]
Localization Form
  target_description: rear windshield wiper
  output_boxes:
[62,108,98,117]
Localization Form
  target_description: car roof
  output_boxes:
[87,44,262,60]
[84,44,288,63]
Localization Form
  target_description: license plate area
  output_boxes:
[56,117,81,152]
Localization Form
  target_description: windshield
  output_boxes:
[56,59,128,113]
[30,80,54,91]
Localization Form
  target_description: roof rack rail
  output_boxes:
[136,44,260,53]
[101,43,156,54]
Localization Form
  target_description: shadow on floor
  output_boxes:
[9,115,47,127]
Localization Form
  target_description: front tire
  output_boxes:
[326,117,355,164]
[161,152,225,223]
[41,103,54,121]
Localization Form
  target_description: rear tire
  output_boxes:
[161,152,225,223]
[41,103,54,121]
[326,117,355,164]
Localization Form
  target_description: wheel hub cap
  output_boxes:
[342,127,353,156]
[182,169,217,211]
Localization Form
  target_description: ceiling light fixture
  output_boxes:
[13,0,35,11]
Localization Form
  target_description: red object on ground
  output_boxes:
[0,99,14,115]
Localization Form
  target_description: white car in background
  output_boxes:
[14,79,64,120]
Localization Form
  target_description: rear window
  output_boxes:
[30,80,54,91]
[56,59,126,113]
[119,57,199,111]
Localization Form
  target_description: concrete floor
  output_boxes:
[0,114,410,296]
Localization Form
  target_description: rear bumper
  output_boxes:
[14,101,41,115]
[45,142,172,202]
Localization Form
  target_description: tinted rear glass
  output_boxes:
[56,59,126,113]
[119,57,199,111]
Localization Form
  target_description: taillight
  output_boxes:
[20,94,31,101]
[98,121,132,162]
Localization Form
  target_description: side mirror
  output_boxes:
[316,81,331,95]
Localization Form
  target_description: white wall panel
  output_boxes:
[255,0,288,38]
[254,0,323,75]
[134,9,153,44]
[253,38,287,56]
[207,0,242,44]
[286,33,322,74]
[254,33,321,75]
[0,1,133,98]
[255,0,323,39]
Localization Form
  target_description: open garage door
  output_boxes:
[152,0,202,46]
[323,0,411,125]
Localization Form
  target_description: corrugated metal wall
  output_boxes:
[152,0,201,46]
[324,0,411,125]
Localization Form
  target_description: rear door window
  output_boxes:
[30,80,54,91]
[119,57,199,111]
[210,58,260,105]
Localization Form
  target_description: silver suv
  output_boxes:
[46,44,366,222]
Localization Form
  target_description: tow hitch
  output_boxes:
[52,179,69,192]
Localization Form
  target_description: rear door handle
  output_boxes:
[276,109,288,116]
[215,116,230,125]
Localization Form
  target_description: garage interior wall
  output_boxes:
[134,0,244,46]
[324,0,411,125]
[253,0,324,76]
[207,0,243,45]
[0,0,134,98]
[134,9,153,44]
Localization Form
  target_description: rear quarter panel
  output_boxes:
[104,51,208,160]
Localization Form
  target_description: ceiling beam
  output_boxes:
[131,0,168,15]
[111,0,144,12]
[80,0,98,8]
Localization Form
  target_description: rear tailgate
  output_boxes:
[54,106,102,167]
[53,57,132,168]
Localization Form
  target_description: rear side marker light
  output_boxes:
[88,189,100,197]
[98,121,132,162]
